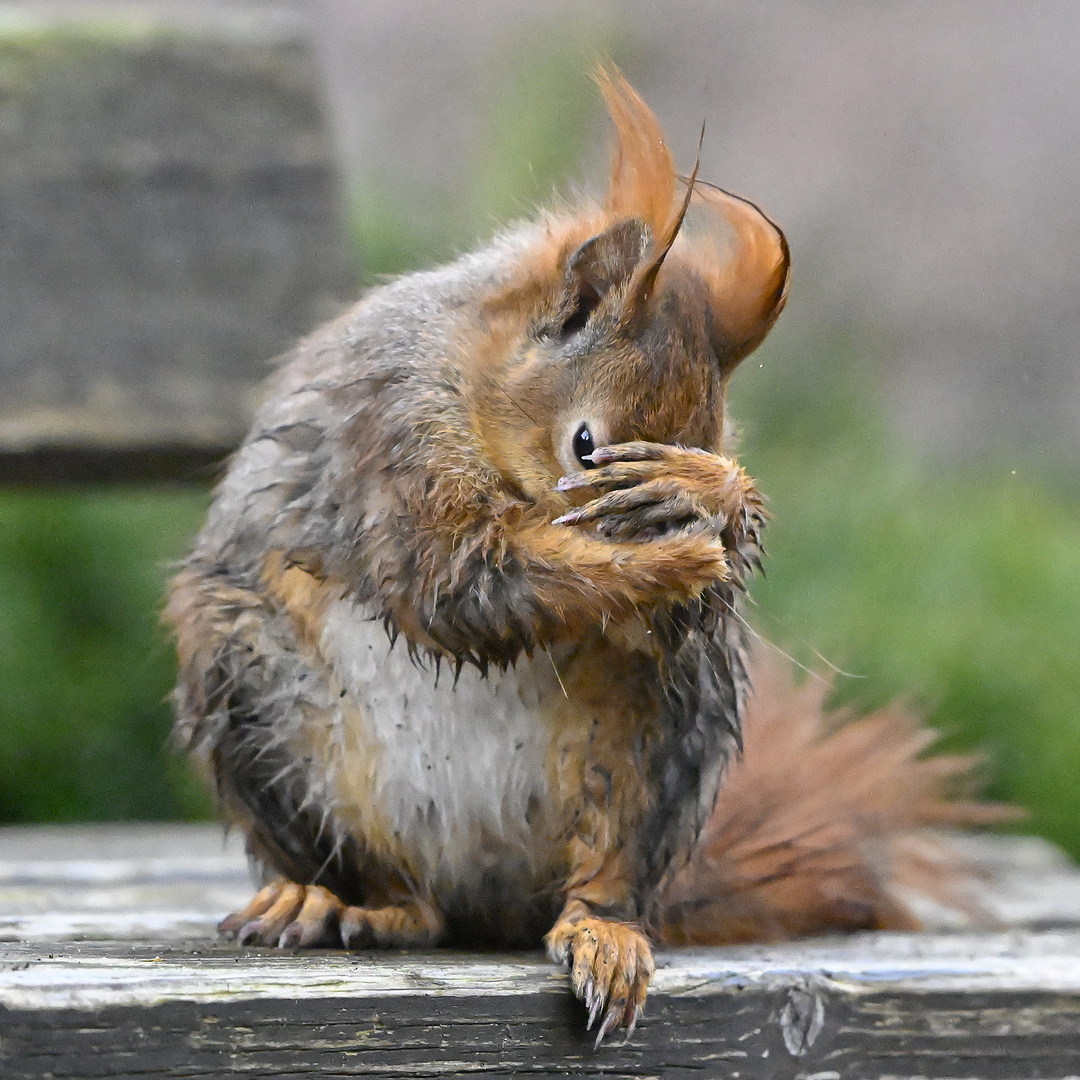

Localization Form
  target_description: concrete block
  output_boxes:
[0,1,356,481]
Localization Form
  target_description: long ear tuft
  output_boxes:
[691,181,791,368]
[595,66,789,363]
[623,123,704,320]
[595,64,676,236]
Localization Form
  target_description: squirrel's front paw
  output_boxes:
[545,917,654,1046]
[556,441,754,542]
[555,476,703,540]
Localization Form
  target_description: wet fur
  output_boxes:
[166,68,1001,1039]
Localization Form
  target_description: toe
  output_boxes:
[278,885,343,948]
[238,882,305,945]
[339,905,374,948]
[218,881,285,938]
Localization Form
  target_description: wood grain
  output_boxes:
[2,824,1080,1078]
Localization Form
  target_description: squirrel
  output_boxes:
[166,67,1009,1044]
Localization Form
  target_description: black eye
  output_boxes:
[572,424,598,468]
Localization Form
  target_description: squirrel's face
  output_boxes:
[465,70,789,508]
[471,215,777,507]
[544,265,726,481]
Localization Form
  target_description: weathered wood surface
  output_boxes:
[0,1,356,484]
[2,825,1080,1078]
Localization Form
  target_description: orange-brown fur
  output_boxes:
[656,650,1019,945]
[167,66,1007,1047]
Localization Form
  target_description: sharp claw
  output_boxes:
[594,1002,622,1049]
[624,1002,641,1041]
[552,509,580,525]
[237,921,262,946]
[587,986,604,1030]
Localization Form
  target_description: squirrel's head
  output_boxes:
[466,67,789,504]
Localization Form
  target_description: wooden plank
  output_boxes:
[4,940,1080,1078]
[2,825,1080,1078]
[0,823,249,943]
[5,824,1080,943]
[0,2,356,483]
[0,444,233,486]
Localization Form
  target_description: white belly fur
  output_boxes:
[318,599,565,891]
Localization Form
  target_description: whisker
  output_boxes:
[546,648,570,699]
[717,594,832,687]
[800,640,865,680]
[480,370,542,427]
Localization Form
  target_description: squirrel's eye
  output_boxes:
[572,424,598,468]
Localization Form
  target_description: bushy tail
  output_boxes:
[655,648,1020,945]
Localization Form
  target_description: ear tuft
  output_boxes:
[593,65,790,366]
[623,130,703,321]
[595,65,676,237]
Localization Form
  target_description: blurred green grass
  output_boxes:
[0,488,211,822]
[1,38,1078,859]
[730,343,1080,853]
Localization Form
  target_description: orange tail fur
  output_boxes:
[655,648,1020,945]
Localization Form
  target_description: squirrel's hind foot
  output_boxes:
[218,881,343,948]
[338,896,444,948]
[219,881,444,950]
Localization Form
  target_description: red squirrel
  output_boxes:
[167,68,1006,1044]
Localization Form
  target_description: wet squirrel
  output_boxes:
[167,68,1005,1043]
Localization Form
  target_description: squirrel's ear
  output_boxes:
[592,62,789,365]
[557,219,650,337]
[693,184,790,370]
